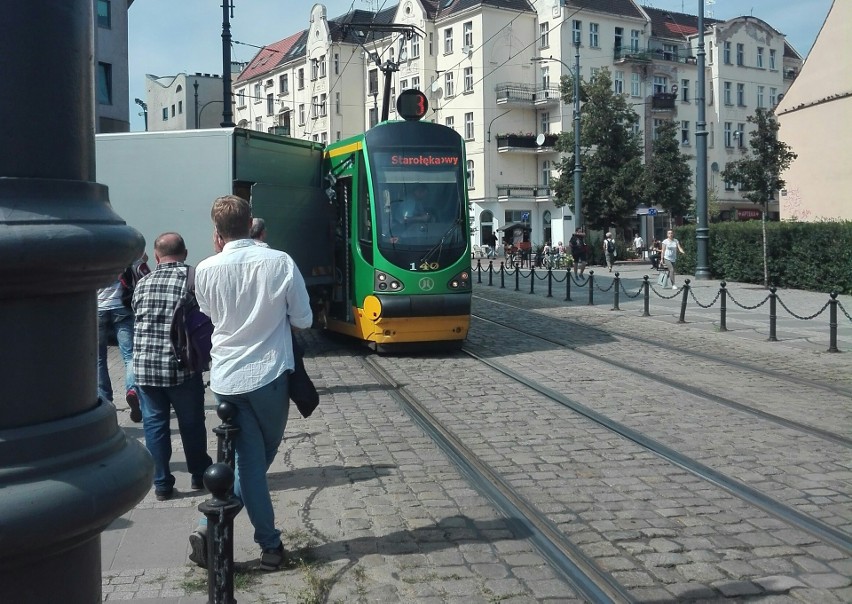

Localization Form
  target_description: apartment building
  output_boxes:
[229,0,801,247]
[95,0,132,133]
[145,73,227,131]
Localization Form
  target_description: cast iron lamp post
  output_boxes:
[134,97,148,131]
[694,0,710,279]
[532,34,583,230]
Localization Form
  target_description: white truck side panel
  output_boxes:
[96,129,234,266]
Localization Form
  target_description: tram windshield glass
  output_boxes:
[370,148,467,270]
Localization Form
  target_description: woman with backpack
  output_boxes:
[603,232,617,272]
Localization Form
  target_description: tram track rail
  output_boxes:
[361,355,635,604]
[471,311,852,449]
[472,294,852,401]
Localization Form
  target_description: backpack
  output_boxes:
[607,239,615,253]
[119,259,151,308]
[170,267,213,373]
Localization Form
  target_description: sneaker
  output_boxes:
[190,476,205,491]
[155,488,173,501]
[188,529,208,569]
[259,543,285,571]
[672,284,678,290]
[126,389,142,423]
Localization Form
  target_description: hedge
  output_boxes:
[674,220,852,294]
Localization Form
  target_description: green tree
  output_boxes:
[721,108,797,286]
[643,120,693,226]
[552,68,644,231]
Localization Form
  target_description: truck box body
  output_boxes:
[95,128,333,287]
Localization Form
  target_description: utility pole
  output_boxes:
[694,0,710,279]
[220,1,235,127]
[573,34,583,231]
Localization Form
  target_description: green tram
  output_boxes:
[321,90,472,348]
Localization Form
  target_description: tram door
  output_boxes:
[331,176,353,322]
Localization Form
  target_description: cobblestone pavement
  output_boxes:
[99,267,851,602]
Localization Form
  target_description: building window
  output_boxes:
[541,160,551,188]
[769,49,777,70]
[770,87,778,107]
[723,81,732,105]
[653,76,667,94]
[540,22,549,48]
[321,132,327,145]
[401,78,408,91]
[429,32,434,55]
[320,93,327,117]
[96,62,112,104]
[319,55,326,78]
[723,41,731,64]
[736,43,744,66]
[445,116,454,131]
[572,20,582,45]
[464,112,474,140]
[412,76,420,90]
[335,92,341,114]
[171,104,175,117]
[708,80,714,104]
[237,89,246,107]
[178,100,183,114]
[311,59,318,80]
[757,85,765,108]
[631,73,641,97]
[540,65,550,88]
[652,118,667,140]
[466,160,475,190]
[590,67,600,81]
[681,78,689,102]
[725,175,735,191]
[161,107,168,121]
[614,27,623,51]
[411,35,420,58]
[97,0,111,28]
[255,117,262,132]
[540,111,550,134]
[311,95,318,118]
[463,21,473,48]
[737,83,745,106]
[298,104,305,125]
[444,71,454,97]
[334,53,340,74]
[368,69,378,95]
[724,122,733,148]
[279,74,288,95]
[589,23,599,48]
[390,86,395,112]
[463,67,473,93]
[708,41,714,65]
[298,68,305,89]
[444,28,453,54]
[254,82,261,101]
[613,70,624,94]
[267,94,274,115]
[756,47,764,68]
[736,123,745,148]
[630,29,640,51]
[681,120,690,145]
[336,131,341,141]
[369,107,378,128]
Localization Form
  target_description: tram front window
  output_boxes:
[371,150,466,271]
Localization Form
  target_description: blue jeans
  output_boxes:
[98,307,135,402]
[213,371,290,549]
[137,374,213,493]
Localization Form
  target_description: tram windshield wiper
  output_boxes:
[420,219,461,265]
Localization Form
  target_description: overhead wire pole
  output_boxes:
[220,0,235,127]
[694,1,710,278]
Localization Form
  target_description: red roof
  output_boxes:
[235,31,303,83]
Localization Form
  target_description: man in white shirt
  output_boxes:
[188,195,312,571]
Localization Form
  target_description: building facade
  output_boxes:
[145,73,229,131]
[95,0,132,133]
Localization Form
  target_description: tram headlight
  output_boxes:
[447,270,470,290]
[374,270,403,292]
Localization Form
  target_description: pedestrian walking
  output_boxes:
[131,233,213,501]
[603,232,617,272]
[633,233,644,258]
[661,229,685,289]
[188,195,313,572]
[569,228,588,278]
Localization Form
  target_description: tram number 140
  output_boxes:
[412,261,440,271]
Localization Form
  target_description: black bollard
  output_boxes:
[642,276,650,316]
[565,270,572,301]
[515,264,520,291]
[612,272,620,310]
[529,267,535,294]
[719,282,728,331]
[488,262,493,287]
[213,401,239,468]
[199,464,243,604]
[768,286,777,341]
[588,271,595,305]
[678,279,690,323]
[827,292,839,353]
[547,267,552,298]
[500,262,505,289]
[476,258,482,283]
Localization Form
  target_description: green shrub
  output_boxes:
[674,221,852,294]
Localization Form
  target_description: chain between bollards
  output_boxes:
[678,279,690,323]
[828,292,839,352]
[199,464,242,604]
[719,282,728,331]
[612,272,620,310]
[768,286,778,341]
[642,276,650,316]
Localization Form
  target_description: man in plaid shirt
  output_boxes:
[132,232,212,501]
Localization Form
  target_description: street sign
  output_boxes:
[521,211,530,222]
[648,208,657,216]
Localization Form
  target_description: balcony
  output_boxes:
[496,134,558,153]
[784,68,799,81]
[614,46,696,65]
[268,125,291,136]
[651,92,677,111]
[496,82,561,107]
[496,184,552,202]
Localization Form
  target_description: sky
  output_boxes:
[127,0,834,131]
